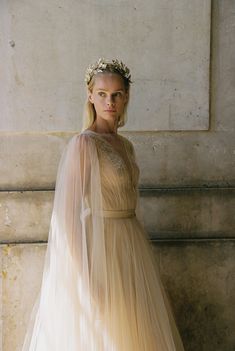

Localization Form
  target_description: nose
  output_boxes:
[107,95,115,106]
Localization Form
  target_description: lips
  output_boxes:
[105,110,116,112]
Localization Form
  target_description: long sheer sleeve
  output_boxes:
[53,134,92,269]
[21,133,107,351]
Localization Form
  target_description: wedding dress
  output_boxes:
[21,129,185,351]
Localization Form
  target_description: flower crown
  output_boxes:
[84,58,132,85]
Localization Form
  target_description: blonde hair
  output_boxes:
[81,71,130,132]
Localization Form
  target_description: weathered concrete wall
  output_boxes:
[153,241,235,351]
[211,1,235,132]
[0,0,210,131]
[1,244,45,351]
[0,189,234,244]
[0,1,235,351]
[0,130,234,190]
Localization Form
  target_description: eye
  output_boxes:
[98,92,105,97]
[113,92,122,98]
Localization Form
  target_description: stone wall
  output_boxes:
[0,1,235,350]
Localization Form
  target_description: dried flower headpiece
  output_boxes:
[84,58,132,85]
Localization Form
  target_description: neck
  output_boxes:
[91,118,119,134]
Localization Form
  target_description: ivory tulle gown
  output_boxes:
[21,129,185,351]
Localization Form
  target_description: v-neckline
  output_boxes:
[82,129,128,166]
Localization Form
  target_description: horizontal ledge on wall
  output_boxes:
[0,131,76,137]
[1,237,235,247]
[0,240,47,245]
[0,130,214,135]
[1,185,235,193]
[139,186,235,193]
[150,237,235,243]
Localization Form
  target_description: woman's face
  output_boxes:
[88,73,129,125]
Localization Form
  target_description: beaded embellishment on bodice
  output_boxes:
[93,136,126,170]
[81,130,140,199]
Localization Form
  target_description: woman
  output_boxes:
[22,58,185,350]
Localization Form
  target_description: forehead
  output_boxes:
[93,73,125,91]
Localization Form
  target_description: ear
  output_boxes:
[124,90,129,104]
[87,90,94,104]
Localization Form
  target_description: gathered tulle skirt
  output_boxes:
[22,214,184,351]
[85,215,184,351]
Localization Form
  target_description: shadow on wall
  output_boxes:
[152,240,235,351]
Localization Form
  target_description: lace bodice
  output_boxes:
[81,130,140,212]
[95,136,126,170]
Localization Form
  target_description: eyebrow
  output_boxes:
[96,89,124,92]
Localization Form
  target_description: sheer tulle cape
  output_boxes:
[21,132,185,351]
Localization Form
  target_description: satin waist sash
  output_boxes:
[101,209,136,218]
[81,208,136,220]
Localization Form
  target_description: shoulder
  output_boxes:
[68,131,96,144]
[118,134,135,153]
[64,132,97,156]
